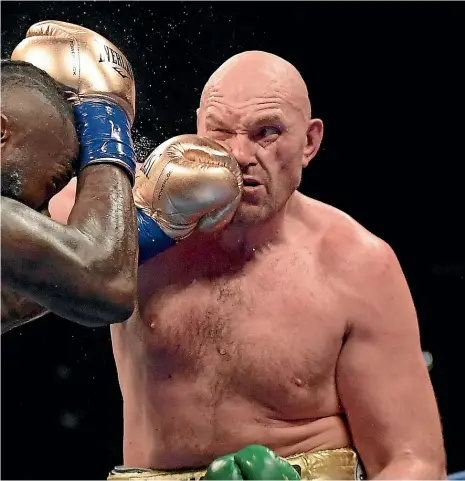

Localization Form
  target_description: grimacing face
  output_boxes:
[197,98,316,226]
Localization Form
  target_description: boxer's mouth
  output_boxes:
[242,176,261,187]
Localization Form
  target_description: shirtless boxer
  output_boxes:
[51,51,446,479]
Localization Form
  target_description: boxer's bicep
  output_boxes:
[336,244,444,478]
[49,164,143,225]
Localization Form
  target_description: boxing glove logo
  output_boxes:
[95,38,134,79]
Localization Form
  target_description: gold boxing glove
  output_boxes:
[11,20,136,180]
[11,20,135,121]
[134,134,243,264]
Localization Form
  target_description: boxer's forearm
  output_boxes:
[372,457,446,480]
[1,165,137,326]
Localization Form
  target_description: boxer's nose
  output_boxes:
[227,134,258,169]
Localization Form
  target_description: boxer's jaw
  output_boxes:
[216,196,293,255]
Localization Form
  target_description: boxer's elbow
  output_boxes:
[430,448,448,480]
[84,271,136,326]
[99,277,136,325]
[406,456,447,480]
[373,450,447,480]
[73,252,137,326]
[74,281,135,327]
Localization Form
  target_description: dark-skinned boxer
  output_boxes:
[1,21,139,332]
[1,22,242,333]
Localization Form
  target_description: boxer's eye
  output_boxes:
[50,178,59,193]
[257,126,281,138]
[52,171,72,194]
[210,128,234,139]
[254,126,282,147]
[47,175,64,200]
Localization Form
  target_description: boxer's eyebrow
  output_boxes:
[205,112,231,129]
[205,112,225,123]
[246,113,286,129]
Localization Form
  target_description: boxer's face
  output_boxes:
[198,76,323,226]
[1,95,78,211]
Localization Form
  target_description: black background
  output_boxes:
[1,1,464,479]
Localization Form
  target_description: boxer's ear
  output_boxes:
[302,118,323,168]
[1,113,11,145]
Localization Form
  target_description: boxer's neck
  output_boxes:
[217,203,289,256]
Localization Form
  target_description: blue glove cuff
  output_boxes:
[137,209,175,265]
[73,101,136,184]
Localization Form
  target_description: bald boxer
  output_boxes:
[51,51,446,479]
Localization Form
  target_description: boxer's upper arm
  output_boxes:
[3,164,139,326]
[336,241,445,478]
[49,163,142,225]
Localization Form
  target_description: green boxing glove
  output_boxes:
[204,453,244,480]
[204,445,301,480]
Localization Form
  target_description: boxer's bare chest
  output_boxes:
[135,237,347,414]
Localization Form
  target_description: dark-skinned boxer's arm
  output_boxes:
[1,164,137,328]
[2,21,140,330]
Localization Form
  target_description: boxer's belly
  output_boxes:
[121,375,351,470]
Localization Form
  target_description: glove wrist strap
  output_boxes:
[73,101,136,185]
[137,209,176,265]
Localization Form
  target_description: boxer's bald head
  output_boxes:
[197,51,323,226]
[200,51,311,120]
[1,60,78,211]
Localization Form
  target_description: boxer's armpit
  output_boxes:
[1,164,137,326]
[1,286,50,334]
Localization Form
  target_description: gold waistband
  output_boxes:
[108,447,365,480]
